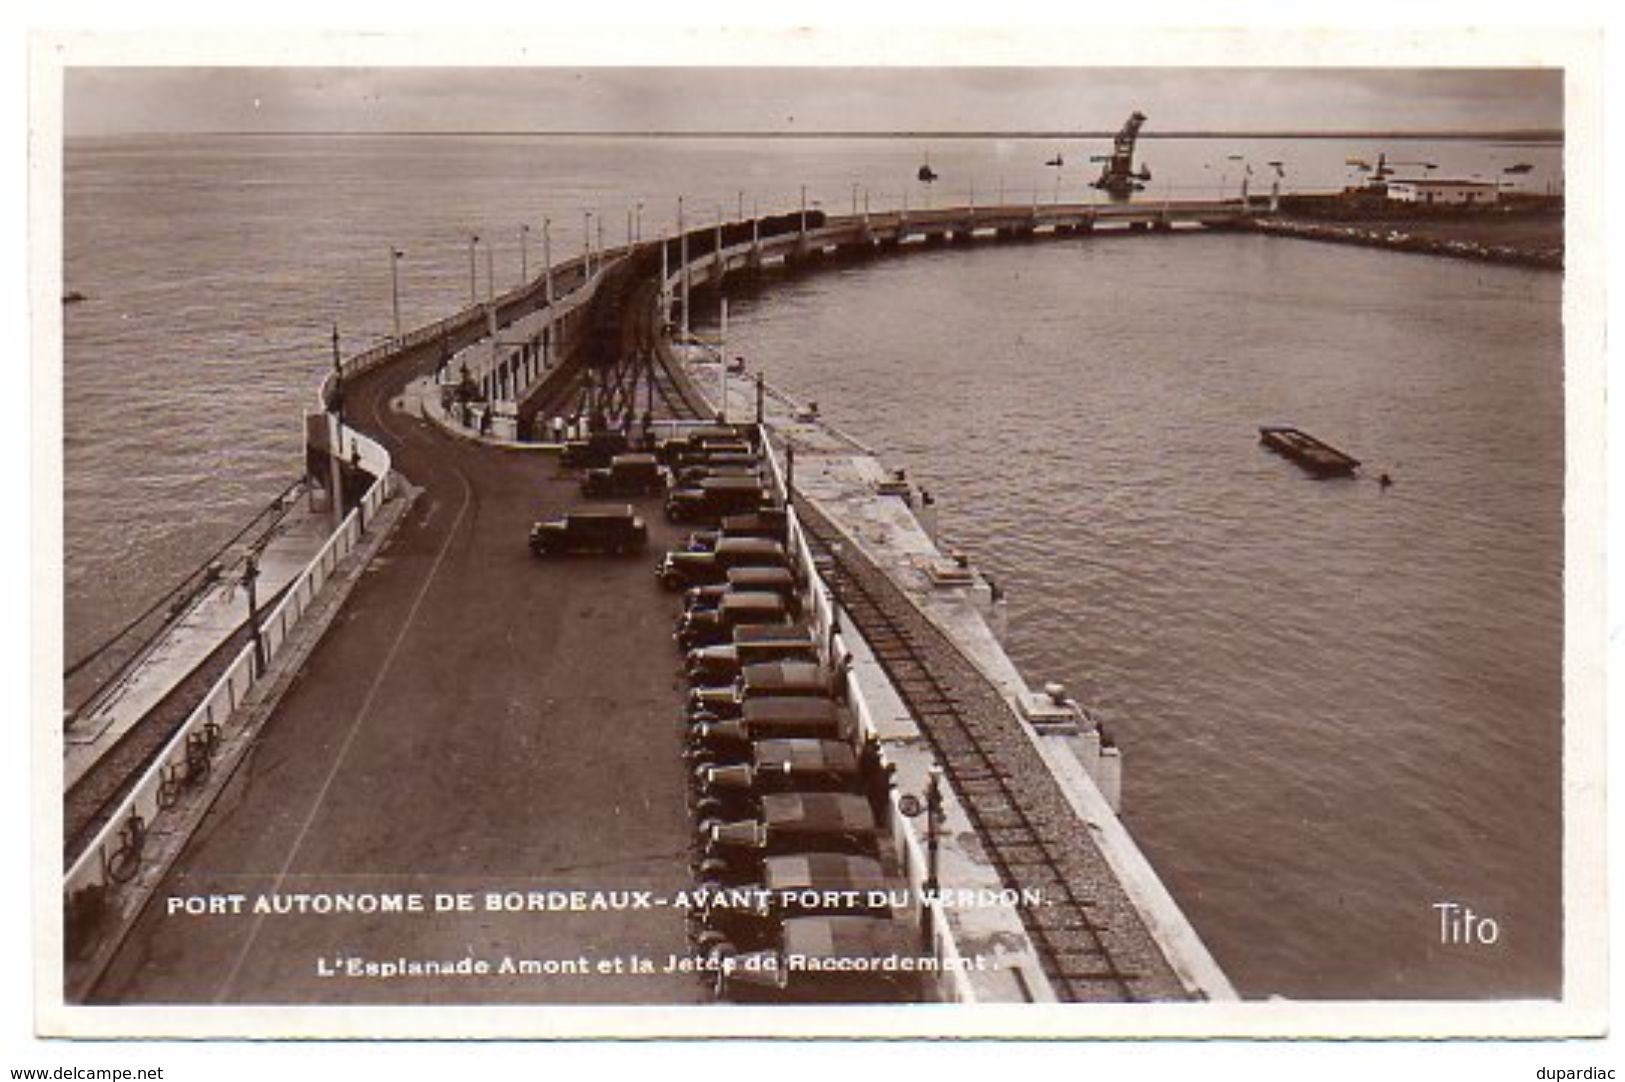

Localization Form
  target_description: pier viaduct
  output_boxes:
[62,199,1243,1025]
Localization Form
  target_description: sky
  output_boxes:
[61,66,1566,137]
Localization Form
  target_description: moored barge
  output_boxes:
[1258,425,1361,477]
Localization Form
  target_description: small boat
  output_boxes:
[1504,162,1534,174]
[1045,154,1064,167]
[62,290,86,305]
[916,163,938,183]
[1258,425,1361,478]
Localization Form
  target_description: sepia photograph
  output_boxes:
[27,21,1608,1054]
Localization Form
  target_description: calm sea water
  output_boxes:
[62,134,1564,999]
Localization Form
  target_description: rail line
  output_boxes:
[796,506,1143,1002]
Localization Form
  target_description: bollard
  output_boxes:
[986,575,1009,643]
[917,488,939,544]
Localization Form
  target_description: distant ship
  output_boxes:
[1504,162,1534,174]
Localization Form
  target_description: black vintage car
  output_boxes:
[685,624,819,684]
[695,792,880,878]
[529,505,648,556]
[581,453,664,497]
[691,853,892,955]
[686,697,846,757]
[689,661,835,720]
[683,567,799,615]
[559,431,630,469]
[683,509,790,552]
[666,477,767,524]
[672,444,756,470]
[691,738,864,821]
[656,426,756,466]
[676,592,793,651]
[710,915,920,1004]
[669,462,760,493]
[659,537,786,591]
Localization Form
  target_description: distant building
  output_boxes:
[1386,179,1501,206]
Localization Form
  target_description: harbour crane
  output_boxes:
[1090,111,1152,199]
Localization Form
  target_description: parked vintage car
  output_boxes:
[656,426,756,466]
[559,430,630,469]
[709,915,920,1004]
[529,505,648,556]
[695,791,880,877]
[691,853,892,953]
[686,697,846,757]
[691,738,864,820]
[581,453,664,497]
[689,661,835,720]
[683,509,790,552]
[672,445,756,470]
[676,592,792,650]
[659,537,786,591]
[685,624,819,684]
[683,568,799,616]
[665,477,768,524]
[669,462,760,494]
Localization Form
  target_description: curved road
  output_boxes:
[95,333,707,1005]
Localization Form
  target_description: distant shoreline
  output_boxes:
[67,129,1565,143]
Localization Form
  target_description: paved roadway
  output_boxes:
[94,341,707,1005]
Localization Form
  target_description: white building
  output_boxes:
[1386,178,1501,206]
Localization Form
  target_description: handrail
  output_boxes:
[65,432,393,902]
[65,232,620,905]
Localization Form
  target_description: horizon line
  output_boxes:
[68,127,1565,142]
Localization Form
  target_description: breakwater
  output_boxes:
[1238,213,1563,268]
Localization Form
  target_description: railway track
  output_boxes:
[795,505,1152,1003]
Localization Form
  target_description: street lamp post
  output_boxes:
[678,196,689,340]
[467,234,480,305]
[329,323,344,428]
[925,765,943,896]
[922,765,945,947]
[389,247,404,342]
[520,223,530,284]
[635,200,643,243]
[542,217,553,304]
[718,297,729,423]
[327,325,347,531]
[243,551,264,675]
[583,210,593,278]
